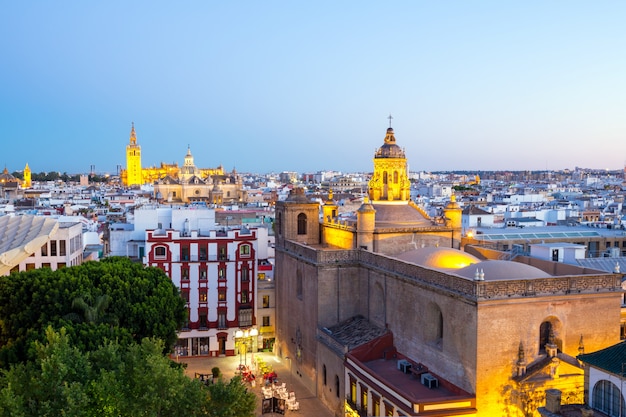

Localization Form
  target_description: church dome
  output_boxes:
[395,247,480,270]
[375,128,405,159]
[455,260,552,280]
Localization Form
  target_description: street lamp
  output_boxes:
[235,328,258,367]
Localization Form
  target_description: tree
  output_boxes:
[0,327,220,417]
[0,257,186,368]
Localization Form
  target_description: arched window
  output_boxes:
[383,171,388,185]
[539,321,552,353]
[297,213,307,235]
[322,365,327,386]
[393,171,398,184]
[593,379,624,417]
[154,246,166,259]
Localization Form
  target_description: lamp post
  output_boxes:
[235,330,244,366]
[235,328,258,367]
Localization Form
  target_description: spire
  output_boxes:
[129,122,137,145]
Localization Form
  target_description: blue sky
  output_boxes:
[1,1,625,175]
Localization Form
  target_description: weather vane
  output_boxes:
[388,114,393,128]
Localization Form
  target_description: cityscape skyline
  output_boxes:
[2,2,626,175]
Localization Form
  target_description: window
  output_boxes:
[592,380,624,417]
[238,307,252,327]
[297,213,307,235]
[25,263,35,271]
[51,240,57,256]
[219,246,227,261]
[373,395,380,417]
[41,243,47,257]
[199,290,207,302]
[155,246,166,258]
[199,247,207,261]
[218,311,227,329]
[322,365,327,386]
[258,272,266,280]
[349,377,356,402]
[241,290,248,304]
[57,263,66,268]
[218,289,226,302]
[199,312,208,329]
[262,316,270,327]
[241,265,249,282]
[361,387,368,412]
[539,321,552,353]
[218,266,226,280]
[181,268,189,281]
[393,170,398,184]
[181,246,189,261]
[383,171,388,185]
[262,295,270,308]
[240,244,251,257]
[59,240,66,256]
[181,290,189,303]
[200,269,207,280]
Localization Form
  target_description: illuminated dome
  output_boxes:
[374,128,405,159]
[396,247,480,270]
[455,260,552,281]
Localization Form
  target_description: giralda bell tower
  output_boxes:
[125,122,143,186]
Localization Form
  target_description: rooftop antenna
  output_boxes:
[388,114,393,128]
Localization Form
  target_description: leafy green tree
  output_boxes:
[0,327,227,417]
[0,257,185,367]
[206,375,256,417]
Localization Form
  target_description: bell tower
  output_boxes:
[368,118,411,202]
[125,122,143,186]
[23,163,31,188]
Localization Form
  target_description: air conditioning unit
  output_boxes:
[421,373,439,389]
[397,359,411,374]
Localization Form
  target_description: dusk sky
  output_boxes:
[2,2,625,175]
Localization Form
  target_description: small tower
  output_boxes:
[124,122,143,186]
[443,195,462,248]
[356,197,376,251]
[23,163,31,188]
[322,189,338,224]
[275,188,320,247]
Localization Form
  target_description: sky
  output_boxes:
[1,1,626,175]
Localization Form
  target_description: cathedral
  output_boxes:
[121,124,245,205]
[274,125,622,416]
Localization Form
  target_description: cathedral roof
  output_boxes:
[370,202,431,228]
[374,128,405,159]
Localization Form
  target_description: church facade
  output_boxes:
[274,126,623,416]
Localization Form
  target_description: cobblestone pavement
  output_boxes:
[180,352,335,417]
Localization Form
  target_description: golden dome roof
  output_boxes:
[374,128,405,159]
